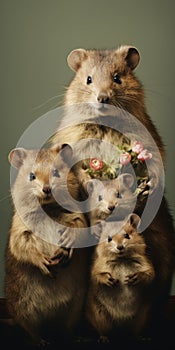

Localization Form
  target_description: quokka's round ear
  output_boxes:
[8,148,28,169]
[59,143,73,163]
[125,47,140,70]
[116,45,140,70]
[85,179,95,194]
[51,143,73,160]
[118,173,135,188]
[128,213,141,229]
[67,48,88,71]
[50,143,62,153]
[86,178,104,195]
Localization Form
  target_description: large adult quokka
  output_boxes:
[51,45,175,335]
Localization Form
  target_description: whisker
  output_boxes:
[0,193,12,203]
[112,99,127,111]
[32,94,65,111]
[66,87,96,96]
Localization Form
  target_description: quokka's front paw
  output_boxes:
[38,255,55,275]
[57,227,77,248]
[124,272,140,285]
[137,176,157,198]
[101,272,119,287]
[50,247,73,266]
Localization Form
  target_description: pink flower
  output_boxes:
[119,152,132,165]
[137,149,152,161]
[132,141,143,154]
[90,158,104,171]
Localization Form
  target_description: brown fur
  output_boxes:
[85,174,136,227]
[50,45,175,316]
[50,46,165,204]
[5,145,89,344]
[51,45,165,160]
[86,214,156,340]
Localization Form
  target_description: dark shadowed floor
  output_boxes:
[1,298,175,350]
[0,318,175,350]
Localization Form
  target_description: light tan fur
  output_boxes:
[85,173,136,227]
[86,214,155,340]
[50,46,165,198]
[50,46,175,327]
[5,145,89,344]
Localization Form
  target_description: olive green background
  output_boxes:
[1,0,175,297]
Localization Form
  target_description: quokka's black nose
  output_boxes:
[97,93,110,104]
[42,186,51,194]
[117,245,124,251]
[108,206,115,212]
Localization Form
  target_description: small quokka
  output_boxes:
[5,143,89,345]
[85,173,136,227]
[86,214,155,342]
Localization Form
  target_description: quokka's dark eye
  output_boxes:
[113,74,121,84]
[98,195,103,201]
[124,233,130,239]
[108,235,112,242]
[29,172,36,181]
[53,169,60,177]
[117,192,122,199]
[87,76,92,84]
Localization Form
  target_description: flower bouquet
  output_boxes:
[82,141,152,194]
